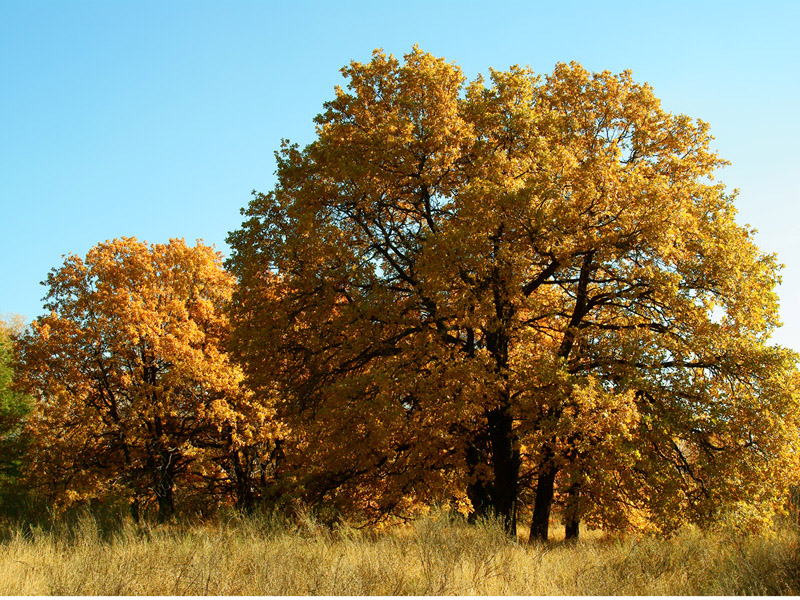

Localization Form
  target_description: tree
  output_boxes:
[0,314,33,516]
[227,48,800,539]
[14,238,282,520]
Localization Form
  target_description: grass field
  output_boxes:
[1,510,798,595]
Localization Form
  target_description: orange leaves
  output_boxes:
[227,48,800,535]
[15,238,279,516]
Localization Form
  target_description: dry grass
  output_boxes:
[0,509,798,595]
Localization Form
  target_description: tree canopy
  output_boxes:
[14,238,283,520]
[227,48,800,540]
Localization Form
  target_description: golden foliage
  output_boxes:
[14,238,282,518]
[227,48,800,538]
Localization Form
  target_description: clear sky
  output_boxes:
[2,0,798,351]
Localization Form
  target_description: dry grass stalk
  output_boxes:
[0,510,798,595]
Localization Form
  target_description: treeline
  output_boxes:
[3,48,800,541]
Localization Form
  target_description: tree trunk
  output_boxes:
[564,483,580,541]
[487,405,519,536]
[466,436,493,522]
[154,450,176,522]
[482,278,520,537]
[565,515,579,540]
[529,455,557,542]
[156,481,174,522]
[156,483,174,522]
[465,404,520,537]
[233,451,256,513]
[529,249,593,543]
[129,497,141,523]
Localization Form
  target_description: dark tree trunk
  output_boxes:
[466,436,493,522]
[487,405,520,536]
[465,405,520,537]
[154,450,176,522]
[529,254,595,543]
[482,273,520,536]
[564,483,580,540]
[233,451,256,513]
[129,497,141,523]
[529,455,557,542]
[565,514,579,540]
[156,478,175,522]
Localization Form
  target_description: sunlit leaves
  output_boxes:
[14,238,280,517]
[226,48,799,535]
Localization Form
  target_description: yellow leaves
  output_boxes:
[221,47,800,531]
[316,47,469,205]
[548,377,641,479]
[15,237,282,513]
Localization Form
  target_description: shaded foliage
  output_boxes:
[0,315,34,519]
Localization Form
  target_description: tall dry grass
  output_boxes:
[0,509,798,595]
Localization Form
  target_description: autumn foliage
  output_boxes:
[6,49,800,537]
[226,48,800,539]
[14,238,282,520]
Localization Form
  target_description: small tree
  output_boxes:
[15,238,281,520]
[0,314,33,518]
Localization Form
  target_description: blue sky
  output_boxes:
[2,0,798,350]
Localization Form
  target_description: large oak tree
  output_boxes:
[227,48,800,539]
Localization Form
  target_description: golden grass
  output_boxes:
[0,510,798,595]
